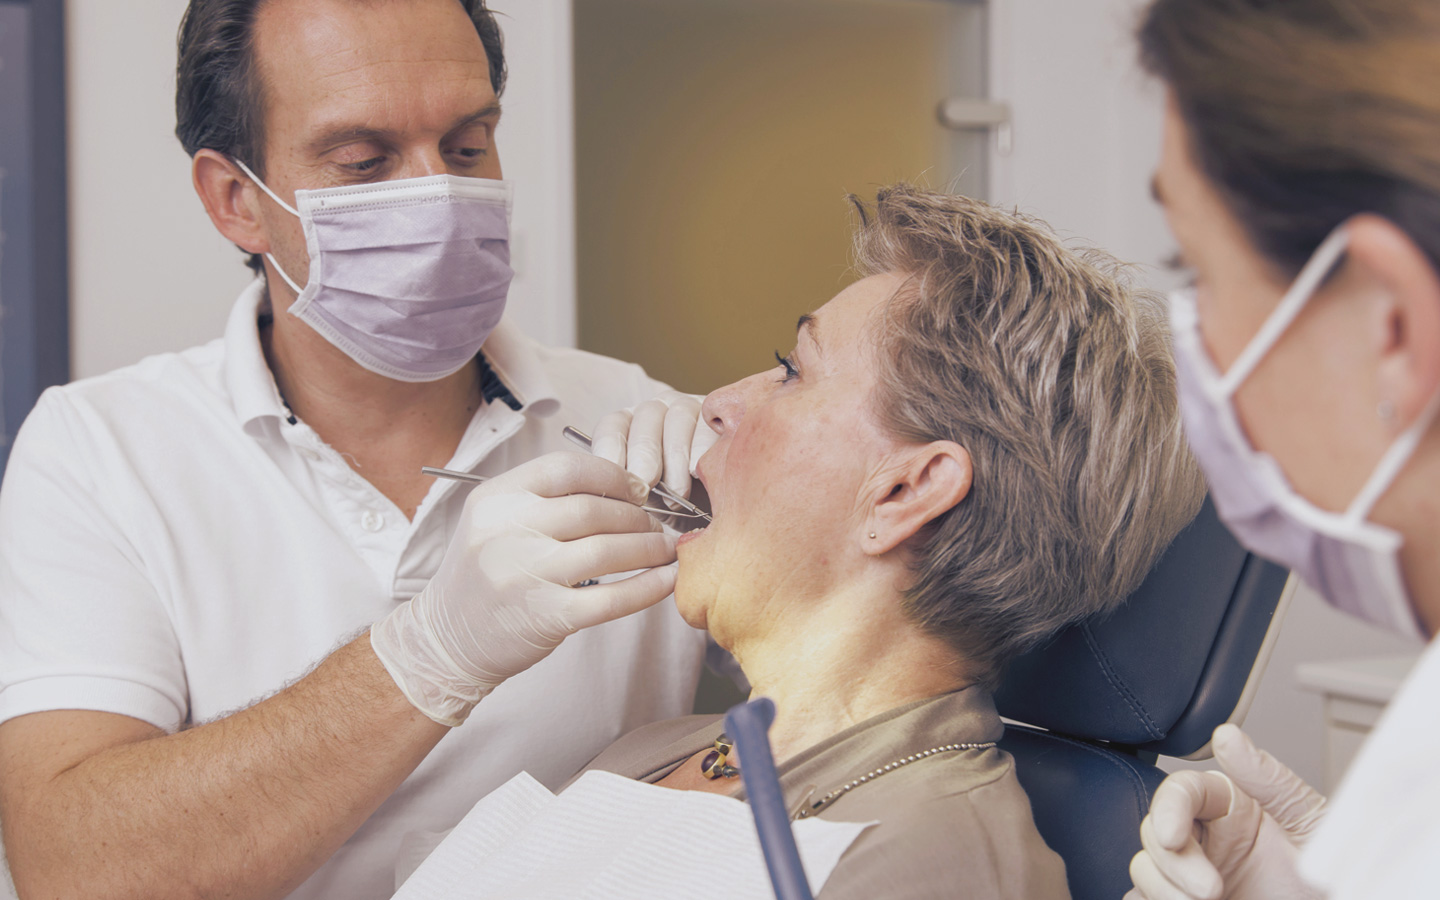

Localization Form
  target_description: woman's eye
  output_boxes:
[773,350,799,382]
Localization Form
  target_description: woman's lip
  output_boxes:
[676,526,707,547]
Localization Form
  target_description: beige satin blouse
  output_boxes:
[577,686,1071,900]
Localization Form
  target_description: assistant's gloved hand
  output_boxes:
[371,452,678,727]
[591,391,718,502]
[1126,724,1328,900]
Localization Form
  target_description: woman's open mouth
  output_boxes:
[675,525,707,547]
[675,468,712,546]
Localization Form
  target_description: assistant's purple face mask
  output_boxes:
[1168,227,1435,641]
[237,160,514,383]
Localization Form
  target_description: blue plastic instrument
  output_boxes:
[725,698,816,900]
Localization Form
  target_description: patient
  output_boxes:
[405,185,1204,898]
[575,185,1205,898]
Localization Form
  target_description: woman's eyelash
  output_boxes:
[774,350,799,381]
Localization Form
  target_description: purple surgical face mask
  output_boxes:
[236,160,514,383]
[1169,226,1438,641]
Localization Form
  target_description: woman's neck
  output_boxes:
[730,592,971,763]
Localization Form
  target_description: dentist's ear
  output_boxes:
[865,442,972,555]
[192,148,270,256]
[1348,214,1440,430]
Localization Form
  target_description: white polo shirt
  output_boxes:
[0,279,707,900]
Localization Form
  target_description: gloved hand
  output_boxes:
[1126,724,1328,900]
[591,391,718,502]
[371,452,678,727]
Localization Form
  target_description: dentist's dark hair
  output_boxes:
[174,0,507,273]
[1139,0,1440,278]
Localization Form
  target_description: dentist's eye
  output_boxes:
[774,350,799,383]
[344,157,385,174]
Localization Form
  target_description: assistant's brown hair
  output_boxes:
[853,185,1205,684]
[1139,0,1440,277]
[174,0,506,273]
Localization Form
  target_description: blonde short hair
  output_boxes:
[854,185,1205,683]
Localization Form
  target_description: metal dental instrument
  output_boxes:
[420,465,708,520]
[561,425,712,523]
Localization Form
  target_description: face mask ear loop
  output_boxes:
[230,157,307,295]
[231,157,300,217]
[1219,227,1352,396]
[1345,386,1440,524]
[263,252,306,296]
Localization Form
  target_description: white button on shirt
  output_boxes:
[0,280,707,900]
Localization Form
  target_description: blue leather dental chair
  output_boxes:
[994,498,1295,900]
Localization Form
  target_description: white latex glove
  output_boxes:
[591,391,718,501]
[371,452,678,727]
[1126,724,1328,900]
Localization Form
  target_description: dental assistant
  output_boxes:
[0,2,708,898]
[1126,2,1440,899]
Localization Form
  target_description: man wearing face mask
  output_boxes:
[0,2,712,899]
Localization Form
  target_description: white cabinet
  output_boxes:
[1295,654,1420,793]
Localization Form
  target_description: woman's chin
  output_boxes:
[672,562,713,631]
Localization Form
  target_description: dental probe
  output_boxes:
[560,425,712,523]
[420,465,708,520]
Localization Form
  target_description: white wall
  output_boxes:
[64,0,576,382]
[486,0,577,348]
[66,0,250,380]
[988,0,1419,788]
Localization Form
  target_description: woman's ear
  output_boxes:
[1348,214,1440,431]
[192,148,270,256]
[865,441,972,555]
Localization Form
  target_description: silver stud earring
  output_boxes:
[869,532,877,539]
[1378,400,1397,422]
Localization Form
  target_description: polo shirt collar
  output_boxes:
[224,278,289,432]
[477,318,561,418]
[221,279,561,430]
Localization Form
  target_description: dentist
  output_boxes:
[0,1,707,898]
[1129,1,1440,899]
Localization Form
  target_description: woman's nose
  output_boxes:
[701,379,747,437]
[702,370,770,435]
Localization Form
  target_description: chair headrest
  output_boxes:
[995,498,1288,755]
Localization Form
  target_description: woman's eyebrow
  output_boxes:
[797,314,820,355]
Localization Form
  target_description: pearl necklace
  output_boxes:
[794,741,997,818]
[698,733,998,818]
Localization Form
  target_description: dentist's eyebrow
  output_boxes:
[444,102,504,137]
[307,103,503,154]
